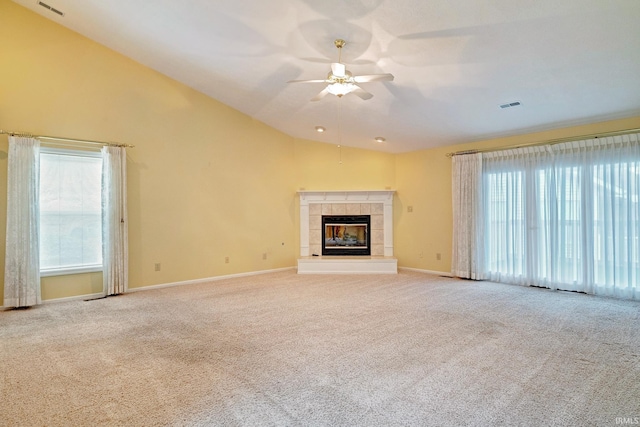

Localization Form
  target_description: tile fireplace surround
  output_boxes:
[297,190,397,274]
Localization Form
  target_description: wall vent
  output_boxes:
[500,101,521,109]
[37,1,65,16]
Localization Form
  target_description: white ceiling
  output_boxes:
[12,0,640,153]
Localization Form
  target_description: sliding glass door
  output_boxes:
[482,137,640,300]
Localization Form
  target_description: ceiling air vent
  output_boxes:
[500,101,521,109]
[37,1,64,16]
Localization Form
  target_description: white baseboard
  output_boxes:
[0,291,107,310]
[0,266,450,310]
[399,266,453,277]
[126,266,296,293]
[0,267,297,310]
[44,292,107,304]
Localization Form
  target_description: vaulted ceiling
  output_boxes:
[12,0,640,153]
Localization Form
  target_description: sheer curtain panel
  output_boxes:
[481,133,640,300]
[101,146,128,295]
[451,153,485,279]
[4,137,41,307]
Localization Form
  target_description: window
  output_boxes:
[39,148,103,276]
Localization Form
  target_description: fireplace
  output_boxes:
[297,190,397,273]
[298,190,395,255]
[322,215,371,256]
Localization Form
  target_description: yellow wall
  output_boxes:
[0,0,397,302]
[292,139,396,191]
[2,0,639,303]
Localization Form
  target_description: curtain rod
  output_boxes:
[0,129,134,148]
[445,127,640,158]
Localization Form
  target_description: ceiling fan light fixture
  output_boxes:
[315,126,326,133]
[375,137,386,143]
[326,82,357,97]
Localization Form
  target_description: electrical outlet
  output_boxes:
[407,206,413,213]
[436,253,442,261]
[262,253,267,260]
[225,256,229,264]
[154,263,161,271]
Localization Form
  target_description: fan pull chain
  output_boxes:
[337,97,343,164]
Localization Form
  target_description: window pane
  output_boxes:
[556,166,582,283]
[485,170,525,277]
[535,169,551,280]
[40,152,103,270]
[592,161,640,287]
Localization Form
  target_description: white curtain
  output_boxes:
[451,152,485,279]
[101,146,128,295]
[483,146,554,287]
[4,137,41,307]
[480,133,640,300]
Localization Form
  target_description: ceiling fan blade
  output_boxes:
[310,87,331,102]
[331,62,346,77]
[351,87,373,100]
[353,73,394,83]
[288,79,328,83]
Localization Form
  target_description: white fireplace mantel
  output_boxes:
[298,190,395,204]
[297,190,396,258]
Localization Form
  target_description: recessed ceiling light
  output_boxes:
[374,137,386,143]
[315,126,326,133]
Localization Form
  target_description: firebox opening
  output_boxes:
[322,215,371,256]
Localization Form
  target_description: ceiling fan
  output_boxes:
[289,39,394,101]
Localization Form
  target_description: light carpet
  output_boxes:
[1,270,639,426]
